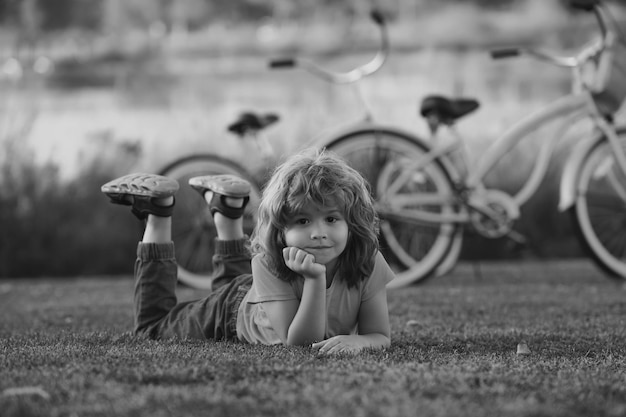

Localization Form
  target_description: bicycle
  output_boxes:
[272,0,626,288]
[158,11,391,289]
[163,1,626,290]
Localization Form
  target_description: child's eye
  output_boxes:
[295,218,309,225]
[326,216,339,223]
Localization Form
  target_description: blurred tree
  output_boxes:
[5,0,624,34]
[424,0,519,8]
[0,0,19,24]
[206,0,272,21]
[102,0,166,33]
[37,0,103,31]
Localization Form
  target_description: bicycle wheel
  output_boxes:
[159,155,262,289]
[571,128,626,279]
[324,127,459,286]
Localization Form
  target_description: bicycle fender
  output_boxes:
[558,135,601,212]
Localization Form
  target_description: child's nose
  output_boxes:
[310,222,328,239]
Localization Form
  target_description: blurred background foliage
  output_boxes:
[0,0,625,278]
[0,0,617,30]
[0,0,625,30]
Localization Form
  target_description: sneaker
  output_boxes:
[101,173,179,220]
[188,174,251,219]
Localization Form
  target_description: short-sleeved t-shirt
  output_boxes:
[236,251,395,345]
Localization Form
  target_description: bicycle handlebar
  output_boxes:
[491,47,579,67]
[269,58,296,69]
[268,10,389,85]
[490,0,615,69]
[490,48,520,59]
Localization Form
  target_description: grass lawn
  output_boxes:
[2,260,626,417]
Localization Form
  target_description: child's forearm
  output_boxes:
[286,277,326,345]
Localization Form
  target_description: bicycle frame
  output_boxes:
[326,3,626,230]
[466,93,588,202]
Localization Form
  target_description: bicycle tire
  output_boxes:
[324,127,459,287]
[159,155,262,289]
[570,127,626,279]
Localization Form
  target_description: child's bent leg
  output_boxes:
[211,236,251,290]
[135,212,250,340]
[102,173,255,340]
[101,173,179,337]
[134,240,250,340]
[189,175,253,291]
[134,210,177,336]
[133,241,177,337]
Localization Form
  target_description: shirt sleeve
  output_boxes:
[246,255,299,304]
[362,251,396,301]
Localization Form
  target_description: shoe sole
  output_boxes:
[188,174,251,198]
[101,173,179,201]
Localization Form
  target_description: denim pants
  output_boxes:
[133,238,252,340]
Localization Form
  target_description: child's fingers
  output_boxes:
[312,338,338,353]
[295,249,310,264]
[283,247,313,264]
[282,246,295,260]
[282,247,299,265]
[283,247,324,277]
[311,340,328,350]
[313,342,357,356]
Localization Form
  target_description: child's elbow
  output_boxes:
[285,332,321,347]
[377,335,391,349]
[365,333,391,350]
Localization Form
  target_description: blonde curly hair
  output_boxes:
[250,147,379,287]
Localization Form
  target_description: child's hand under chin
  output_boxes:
[282,247,326,279]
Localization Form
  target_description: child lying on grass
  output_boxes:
[101,148,395,355]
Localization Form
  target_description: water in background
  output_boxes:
[5,48,572,178]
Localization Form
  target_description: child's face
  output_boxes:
[283,204,349,270]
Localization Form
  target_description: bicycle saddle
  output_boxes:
[227,111,280,136]
[569,0,599,11]
[419,95,480,125]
